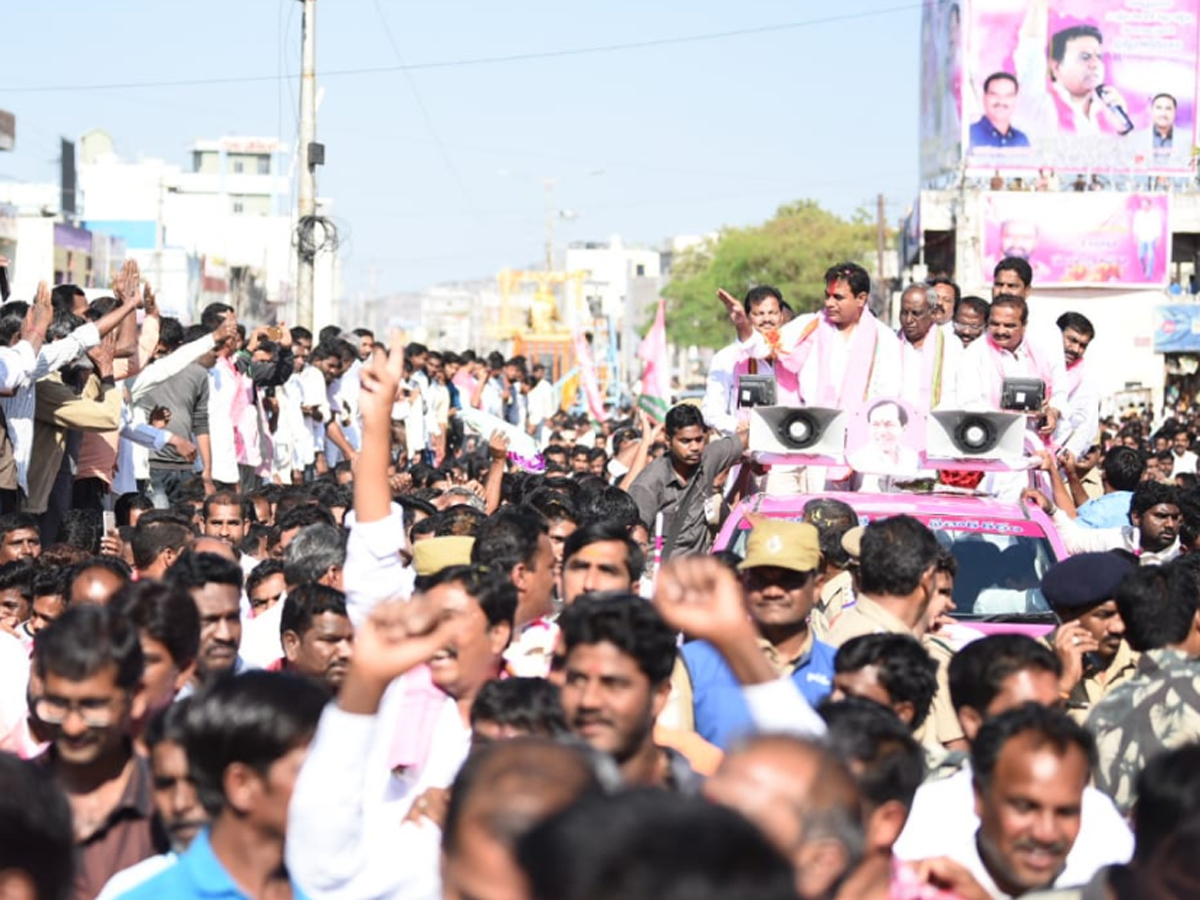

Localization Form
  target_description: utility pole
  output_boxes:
[296,0,318,330]
[876,192,888,317]
[541,177,558,271]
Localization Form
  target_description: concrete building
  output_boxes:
[900,186,1200,414]
[76,131,341,327]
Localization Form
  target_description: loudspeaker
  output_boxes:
[926,410,1028,461]
[749,406,847,462]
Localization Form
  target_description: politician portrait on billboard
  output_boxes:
[955,0,1198,175]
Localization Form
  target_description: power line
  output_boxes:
[0,4,921,94]
[369,0,472,206]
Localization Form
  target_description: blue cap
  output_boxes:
[1041,552,1136,610]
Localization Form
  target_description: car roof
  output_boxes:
[715,490,1066,558]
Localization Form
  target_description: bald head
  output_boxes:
[705,734,864,900]
[442,738,607,900]
[191,536,238,563]
[899,284,936,345]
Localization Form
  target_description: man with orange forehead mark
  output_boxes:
[733,261,900,491]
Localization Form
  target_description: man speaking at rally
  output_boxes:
[733,262,899,490]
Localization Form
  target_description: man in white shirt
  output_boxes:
[1024,478,1181,566]
[897,284,959,413]
[895,636,1133,892]
[956,295,1068,443]
[702,285,782,435]
[1169,427,1197,479]
[525,363,556,441]
[199,303,241,489]
[955,704,1097,900]
[1055,312,1099,459]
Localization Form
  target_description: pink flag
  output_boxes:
[637,297,670,421]
[573,331,608,424]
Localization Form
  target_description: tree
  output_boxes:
[661,200,879,349]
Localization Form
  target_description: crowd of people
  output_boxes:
[0,254,1196,900]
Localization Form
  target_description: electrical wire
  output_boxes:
[0,4,921,93]
[369,0,472,206]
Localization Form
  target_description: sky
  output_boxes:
[0,0,923,299]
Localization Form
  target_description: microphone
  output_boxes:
[1097,84,1135,135]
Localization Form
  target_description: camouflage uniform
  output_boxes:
[1087,648,1200,814]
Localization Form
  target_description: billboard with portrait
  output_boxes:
[919,1,965,184]
[961,0,1199,176]
[979,191,1170,287]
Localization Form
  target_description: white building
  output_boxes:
[76,130,341,328]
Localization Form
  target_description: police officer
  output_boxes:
[1041,551,1140,723]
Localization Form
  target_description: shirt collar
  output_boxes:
[852,595,914,635]
[179,830,247,899]
[757,631,814,674]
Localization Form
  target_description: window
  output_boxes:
[257,156,271,175]
[233,199,245,215]
[233,160,245,174]
[635,264,646,277]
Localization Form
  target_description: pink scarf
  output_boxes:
[778,312,881,406]
[984,336,1056,408]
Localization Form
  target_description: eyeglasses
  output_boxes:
[34,695,121,729]
[953,322,986,335]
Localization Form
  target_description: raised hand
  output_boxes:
[488,430,510,461]
[211,314,239,347]
[87,329,118,379]
[112,259,141,308]
[21,281,53,350]
[340,595,457,713]
[653,555,752,644]
[359,341,405,427]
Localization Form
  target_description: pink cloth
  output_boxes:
[777,312,883,406]
[983,336,1056,408]
[387,665,450,771]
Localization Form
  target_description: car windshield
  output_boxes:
[728,516,1057,621]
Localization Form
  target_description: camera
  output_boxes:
[736,374,776,409]
[999,378,1045,413]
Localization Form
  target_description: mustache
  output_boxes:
[1014,839,1069,857]
[572,714,614,729]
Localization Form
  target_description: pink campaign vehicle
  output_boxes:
[713,491,1066,640]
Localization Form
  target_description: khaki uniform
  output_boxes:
[811,570,854,640]
[1040,632,1140,724]
[666,632,817,733]
[823,595,912,647]
[913,634,964,749]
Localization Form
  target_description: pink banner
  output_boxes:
[961,0,1200,176]
[572,332,608,424]
[979,191,1170,287]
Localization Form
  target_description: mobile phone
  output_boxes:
[102,510,116,535]
[267,326,283,341]
[0,265,8,303]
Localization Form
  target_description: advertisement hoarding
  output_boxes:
[919,1,965,184]
[962,0,1199,176]
[979,191,1170,287]
[1155,305,1200,352]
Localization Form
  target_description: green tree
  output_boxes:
[661,200,878,349]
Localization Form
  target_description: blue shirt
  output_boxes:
[1076,491,1133,530]
[969,117,1031,148]
[115,830,310,900]
[682,638,835,751]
